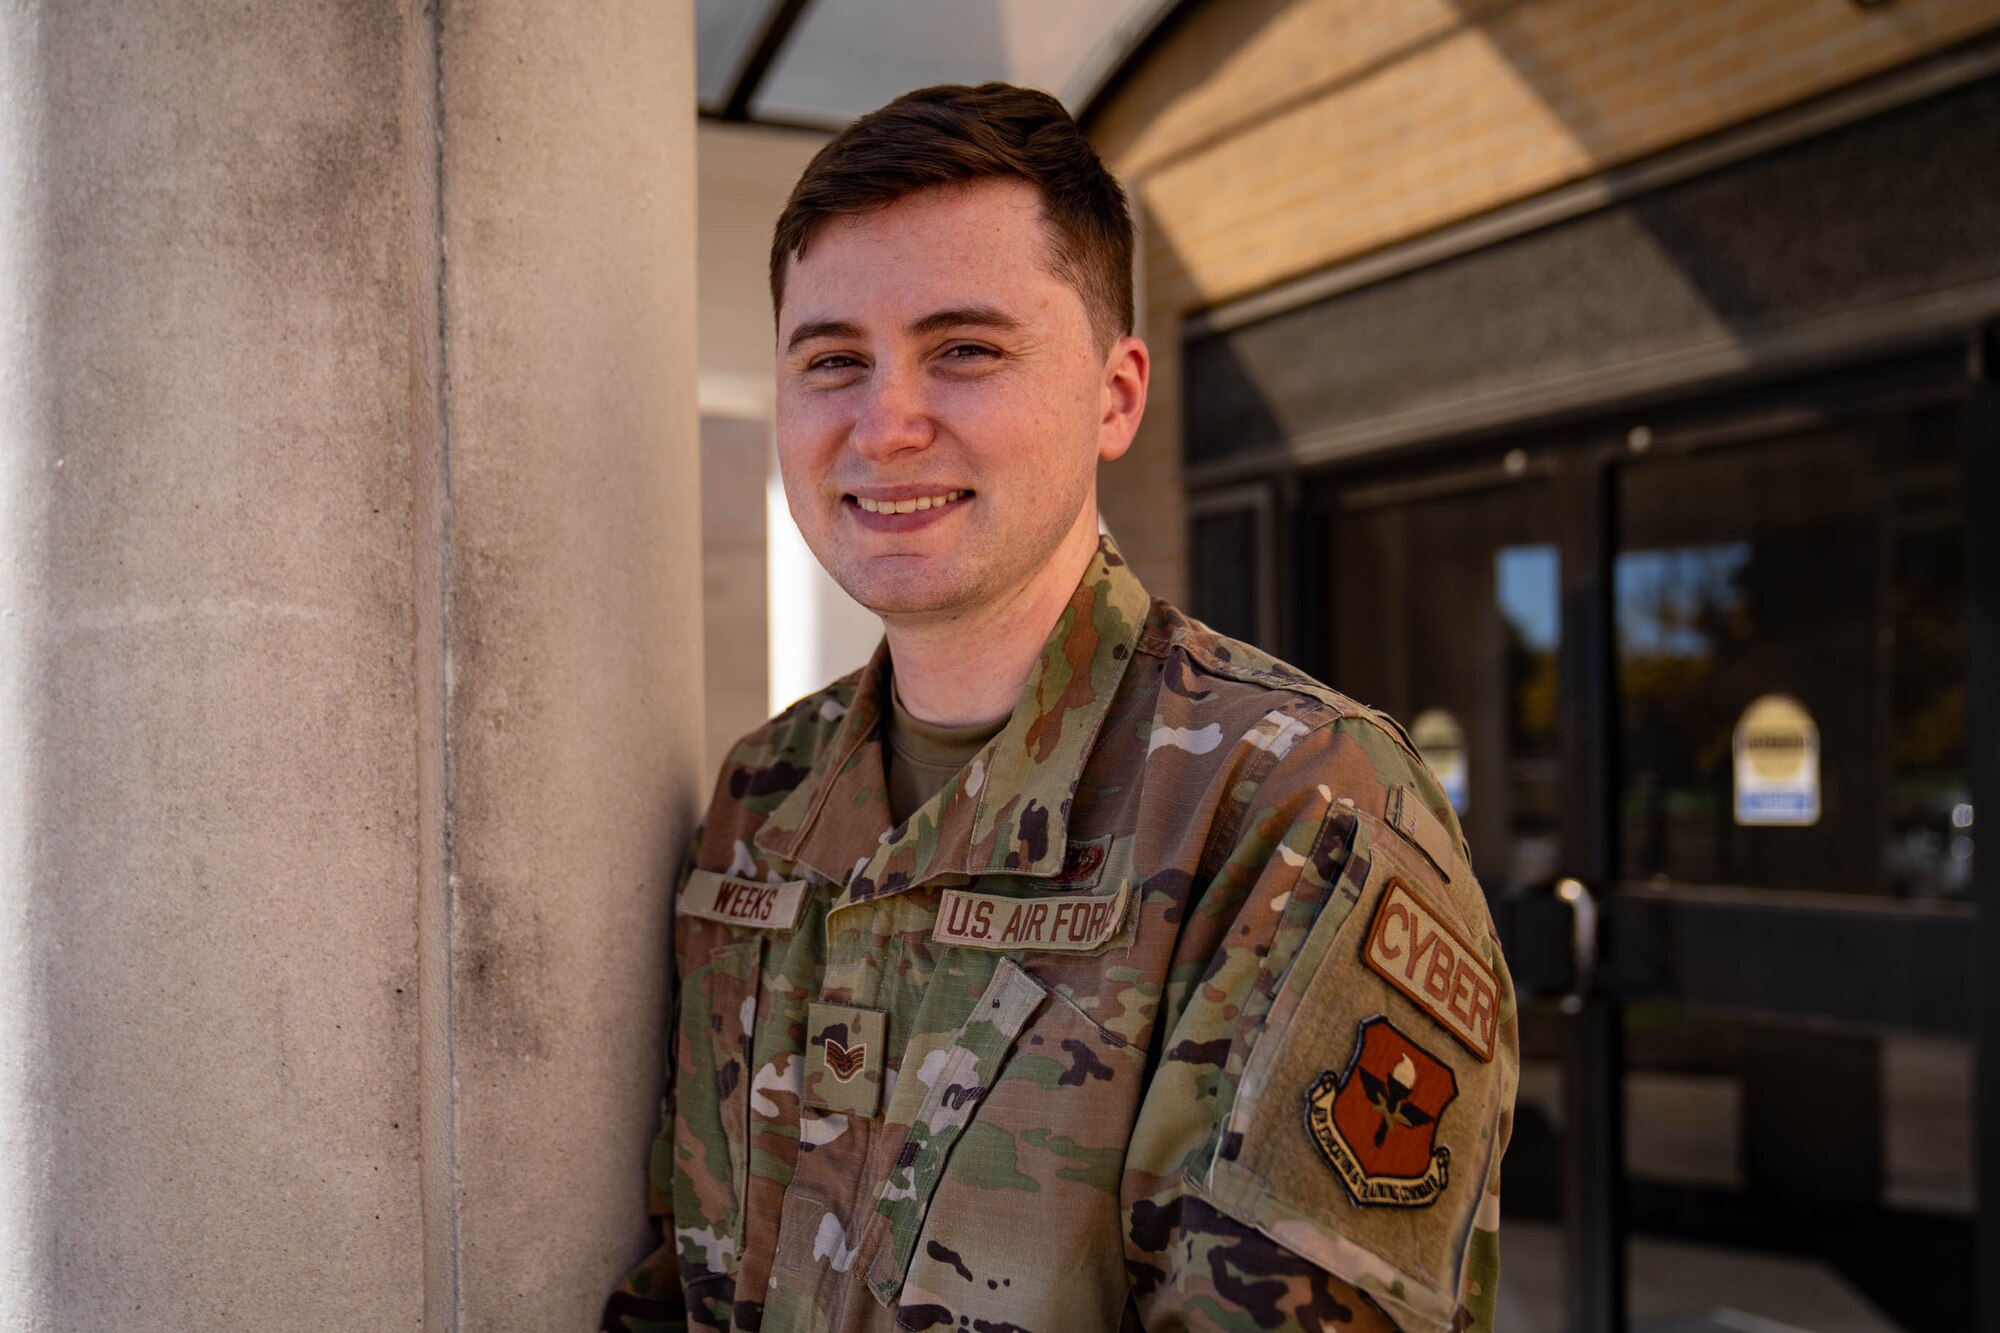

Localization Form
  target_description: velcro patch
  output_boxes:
[1386,784,1456,881]
[931,881,1128,953]
[679,869,808,930]
[804,1003,886,1117]
[1306,1016,1458,1208]
[1362,880,1499,1063]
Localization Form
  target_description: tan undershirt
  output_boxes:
[884,678,1010,825]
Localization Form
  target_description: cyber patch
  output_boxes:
[1361,878,1499,1062]
[1305,1016,1458,1208]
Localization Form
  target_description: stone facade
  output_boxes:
[1089,0,2000,603]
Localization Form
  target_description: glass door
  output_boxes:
[1329,468,1562,897]
[1326,455,1588,1320]
[1311,353,1987,1333]
[1615,407,1968,900]
[1601,401,1977,1333]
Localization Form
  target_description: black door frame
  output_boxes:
[1269,334,1995,1331]
[1967,320,2000,1333]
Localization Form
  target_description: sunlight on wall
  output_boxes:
[0,10,45,1324]
[764,459,881,716]
[767,467,825,715]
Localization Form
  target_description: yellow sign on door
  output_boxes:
[1733,694,1820,827]
[1411,708,1468,815]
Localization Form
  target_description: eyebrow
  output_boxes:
[908,305,1022,338]
[785,319,862,354]
[784,306,1023,355]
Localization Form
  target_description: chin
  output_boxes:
[844,577,972,619]
[836,556,980,619]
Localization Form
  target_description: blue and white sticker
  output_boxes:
[1733,695,1820,827]
[1411,708,1469,815]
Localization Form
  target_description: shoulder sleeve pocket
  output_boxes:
[1194,814,1514,1333]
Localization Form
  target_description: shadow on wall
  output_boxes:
[1096,195,1240,613]
[1181,12,2000,469]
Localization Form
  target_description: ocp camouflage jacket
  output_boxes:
[604,537,1518,1333]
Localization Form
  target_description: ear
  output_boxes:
[1097,334,1149,464]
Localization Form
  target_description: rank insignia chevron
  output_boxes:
[824,1036,866,1082]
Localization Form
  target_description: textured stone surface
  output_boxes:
[0,2,699,1328]
[2,5,428,1328]
[700,412,770,773]
[438,4,702,1328]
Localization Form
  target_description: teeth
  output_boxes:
[856,490,965,514]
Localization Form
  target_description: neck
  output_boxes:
[885,509,1102,727]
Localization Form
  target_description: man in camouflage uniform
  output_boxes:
[604,84,1516,1333]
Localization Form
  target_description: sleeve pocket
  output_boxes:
[1195,818,1508,1333]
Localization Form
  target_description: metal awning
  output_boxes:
[697,0,1181,130]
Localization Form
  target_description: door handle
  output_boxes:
[1552,878,1599,1014]
[1501,876,1602,1007]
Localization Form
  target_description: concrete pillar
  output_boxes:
[692,121,879,730]
[0,4,701,1330]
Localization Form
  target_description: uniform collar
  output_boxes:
[753,535,1151,903]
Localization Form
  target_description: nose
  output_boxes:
[848,361,934,461]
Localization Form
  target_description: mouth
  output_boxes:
[847,489,970,515]
[842,488,973,534]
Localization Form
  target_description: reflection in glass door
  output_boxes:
[1315,383,1980,1331]
[1616,407,1969,898]
[1331,474,1561,896]
[1328,465,1586,1321]
[1606,404,1976,1332]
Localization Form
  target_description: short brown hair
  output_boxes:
[770,83,1134,349]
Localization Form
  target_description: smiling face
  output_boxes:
[775,179,1146,626]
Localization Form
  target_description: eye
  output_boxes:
[806,352,862,373]
[939,342,999,363]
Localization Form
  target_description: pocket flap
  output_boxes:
[864,958,1049,1303]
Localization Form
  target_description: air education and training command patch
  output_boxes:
[1306,1016,1458,1208]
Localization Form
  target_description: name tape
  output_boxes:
[1362,880,1498,1063]
[932,882,1129,953]
[678,870,809,931]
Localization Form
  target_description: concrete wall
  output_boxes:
[1089,0,2000,603]
[0,3,701,1328]
[698,122,827,393]
[694,121,880,737]
[699,413,769,775]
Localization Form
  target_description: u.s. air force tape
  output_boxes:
[678,869,809,930]
[931,880,1129,952]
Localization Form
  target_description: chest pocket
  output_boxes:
[673,938,762,1282]
[856,956,1142,1331]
